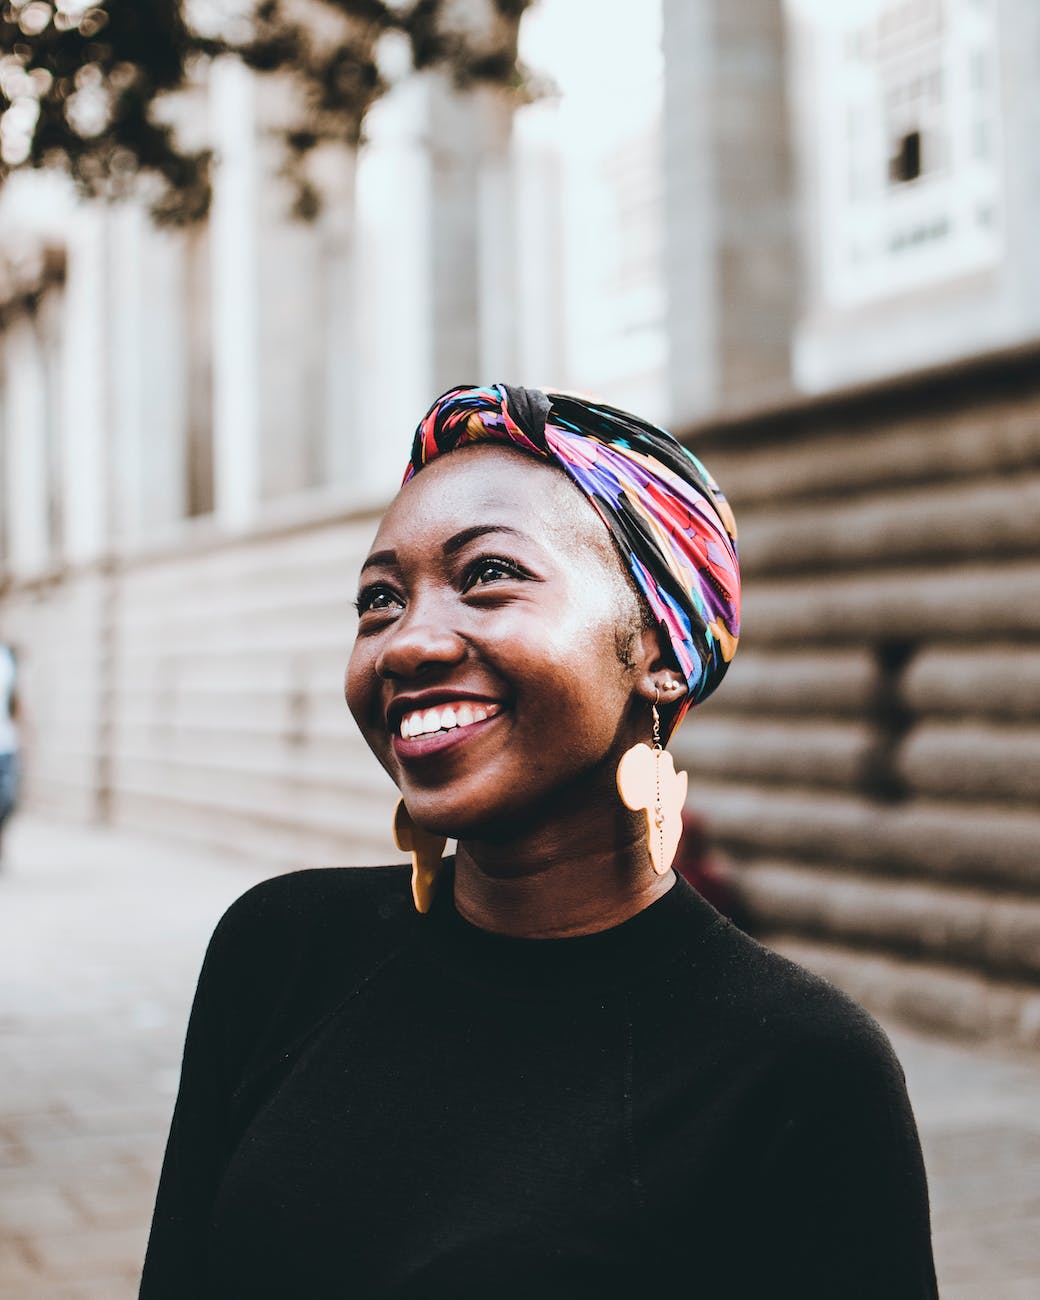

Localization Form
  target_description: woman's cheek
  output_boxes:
[344,646,380,735]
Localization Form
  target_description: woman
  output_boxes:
[140,384,937,1298]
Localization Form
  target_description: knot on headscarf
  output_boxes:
[404,383,741,732]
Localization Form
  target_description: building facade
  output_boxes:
[1,0,1038,1044]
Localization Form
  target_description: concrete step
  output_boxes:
[744,559,1040,645]
[114,645,349,695]
[732,859,1040,980]
[898,722,1040,804]
[109,750,397,828]
[763,934,1040,1051]
[702,400,1040,506]
[115,513,375,614]
[693,647,876,718]
[903,645,1040,722]
[738,475,1040,577]
[109,727,381,787]
[116,598,356,657]
[673,717,875,789]
[691,781,1040,890]
[112,788,397,869]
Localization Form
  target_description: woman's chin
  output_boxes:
[397,791,524,846]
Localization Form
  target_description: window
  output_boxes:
[803,0,1003,308]
[890,129,923,183]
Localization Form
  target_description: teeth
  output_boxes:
[398,701,498,738]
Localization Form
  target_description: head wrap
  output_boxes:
[403,383,740,733]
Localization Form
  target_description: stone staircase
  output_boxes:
[672,345,1040,1048]
[5,502,405,870]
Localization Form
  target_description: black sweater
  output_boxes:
[139,864,938,1299]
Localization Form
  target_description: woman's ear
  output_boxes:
[633,623,685,705]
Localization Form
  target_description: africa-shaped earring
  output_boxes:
[616,687,688,875]
[393,798,447,913]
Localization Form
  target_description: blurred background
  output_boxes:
[1,0,1039,1296]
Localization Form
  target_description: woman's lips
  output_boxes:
[391,701,505,760]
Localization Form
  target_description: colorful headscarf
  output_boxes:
[403,383,740,733]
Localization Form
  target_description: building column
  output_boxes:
[352,70,521,499]
[209,56,260,530]
[661,0,797,423]
[137,225,190,531]
[315,149,359,493]
[106,203,147,544]
[60,209,109,562]
[351,75,432,499]
[475,86,518,381]
[2,317,50,573]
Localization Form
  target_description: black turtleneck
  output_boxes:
[139,863,937,1299]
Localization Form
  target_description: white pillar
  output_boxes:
[353,75,437,499]
[107,203,147,542]
[353,71,519,499]
[661,0,796,421]
[513,100,565,388]
[661,0,719,424]
[476,86,518,380]
[138,225,189,530]
[315,148,359,490]
[73,203,188,552]
[515,0,668,418]
[3,318,50,573]
[60,208,109,561]
[209,56,260,529]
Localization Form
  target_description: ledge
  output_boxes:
[680,336,1040,451]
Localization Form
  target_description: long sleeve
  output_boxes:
[138,915,238,1299]
[739,1031,939,1299]
[137,867,408,1298]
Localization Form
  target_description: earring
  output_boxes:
[393,799,447,913]
[615,690,688,875]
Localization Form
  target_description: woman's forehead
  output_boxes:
[373,446,609,557]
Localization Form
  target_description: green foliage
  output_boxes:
[0,0,534,224]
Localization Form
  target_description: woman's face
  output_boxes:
[345,446,652,840]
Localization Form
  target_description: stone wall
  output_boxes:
[675,342,1040,1048]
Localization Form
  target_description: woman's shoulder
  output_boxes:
[200,864,415,994]
[672,912,904,1077]
[218,863,412,930]
[178,867,417,1108]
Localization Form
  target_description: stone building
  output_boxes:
[1,0,1038,1045]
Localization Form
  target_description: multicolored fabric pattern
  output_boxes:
[404,383,741,732]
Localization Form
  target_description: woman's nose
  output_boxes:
[375,598,466,680]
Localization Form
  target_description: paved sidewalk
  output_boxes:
[1,815,1038,1298]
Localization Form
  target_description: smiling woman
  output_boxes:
[139,384,938,1300]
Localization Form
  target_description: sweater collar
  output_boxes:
[419,859,725,992]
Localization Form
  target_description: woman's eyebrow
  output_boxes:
[360,548,396,574]
[360,524,531,575]
[441,524,529,556]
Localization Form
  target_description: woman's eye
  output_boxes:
[354,585,402,616]
[463,557,526,590]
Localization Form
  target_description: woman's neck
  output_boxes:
[452,801,675,939]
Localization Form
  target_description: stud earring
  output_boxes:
[393,799,447,913]
[615,689,688,875]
